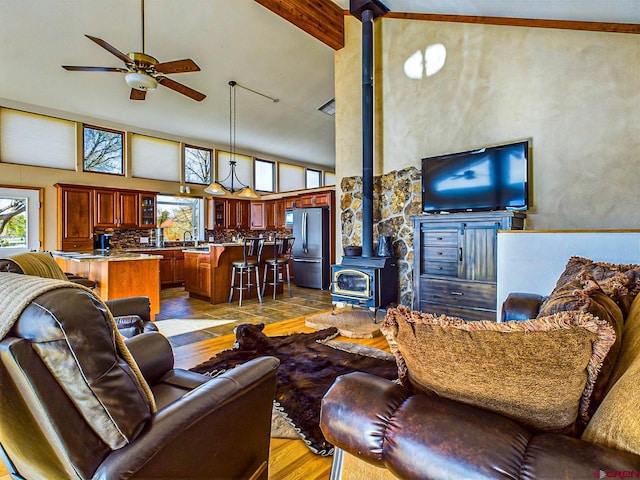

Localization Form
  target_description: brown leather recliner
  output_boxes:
[0,284,279,479]
[0,257,158,338]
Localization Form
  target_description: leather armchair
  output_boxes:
[0,257,157,338]
[0,285,279,479]
[104,296,160,338]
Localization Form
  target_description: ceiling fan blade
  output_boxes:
[155,59,201,74]
[130,88,147,101]
[157,76,206,102]
[85,34,133,66]
[62,65,128,73]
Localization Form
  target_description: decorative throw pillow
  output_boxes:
[537,270,624,416]
[381,306,615,435]
[555,256,640,316]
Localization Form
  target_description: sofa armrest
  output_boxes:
[93,356,279,480]
[125,332,174,385]
[501,293,546,321]
[320,372,640,480]
[105,296,151,322]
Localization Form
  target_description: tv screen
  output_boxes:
[422,140,530,214]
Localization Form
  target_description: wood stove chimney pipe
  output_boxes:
[350,0,388,257]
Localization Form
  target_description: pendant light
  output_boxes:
[205,81,259,199]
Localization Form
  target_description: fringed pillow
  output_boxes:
[381,306,615,435]
[555,256,640,316]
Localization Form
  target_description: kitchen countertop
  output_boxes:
[52,251,163,262]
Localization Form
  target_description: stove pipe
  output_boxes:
[350,0,388,257]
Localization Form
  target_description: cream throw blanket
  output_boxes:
[8,252,69,281]
[0,272,157,415]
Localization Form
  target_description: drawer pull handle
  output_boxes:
[450,291,464,296]
[437,266,443,270]
[437,252,443,255]
[436,237,443,240]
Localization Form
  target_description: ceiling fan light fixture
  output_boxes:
[125,71,157,91]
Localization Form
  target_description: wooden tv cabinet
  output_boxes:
[412,211,525,321]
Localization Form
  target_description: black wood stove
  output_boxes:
[331,256,397,319]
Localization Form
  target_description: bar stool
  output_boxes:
[228,237,265,306]
[262,237,295,300]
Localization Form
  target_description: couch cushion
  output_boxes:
[381,306,615,434]
[537,270,624,416]
[582,294,640,455]
[555,256,640,316]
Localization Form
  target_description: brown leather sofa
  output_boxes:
[320,292,640,479]
[0,282,279,479]
[0,257,158,338]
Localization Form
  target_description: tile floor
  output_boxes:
[157,285,333,347]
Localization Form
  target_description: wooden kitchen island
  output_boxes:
[53,252,162,319]
[184,243,282,305]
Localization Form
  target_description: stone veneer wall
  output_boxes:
[341,166,422,306]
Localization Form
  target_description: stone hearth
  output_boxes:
[340,166,421,306]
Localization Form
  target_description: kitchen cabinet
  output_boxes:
[266,200,286,229]
[139,194,156,228]
[206,198,250,230]
[94,189,139,228]
[412,212,525,320]
[289,190,334,209]
[184,252,211,298]
[250,201,266,230]
[138,248,184,287]
[55,184,94,252]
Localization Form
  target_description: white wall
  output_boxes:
[496,231,640,319]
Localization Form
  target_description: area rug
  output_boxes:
[154,318,235,338]
[305,306,383,338]
[190,323,398,456]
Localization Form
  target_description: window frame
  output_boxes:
[254,158,275,193]
[306,168,322,189]
[82,124,125,176]
[184,144,213,185]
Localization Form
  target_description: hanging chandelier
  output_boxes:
[205,81,259,199]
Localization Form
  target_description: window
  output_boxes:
[156,195,204,241]
[0,187,41,256]
[184,145,212,185]
[83,125,124,175]
[217,151,253,191]
[306,169,322,189]
[324,172,336,186]
[254,159,275,192]
[131,134,181,181]
[278,163,305,192]
[0,108,75,170]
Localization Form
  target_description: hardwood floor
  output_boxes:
[0,286,391,480]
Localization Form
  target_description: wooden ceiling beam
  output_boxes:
[384,12,640,35]
[255,0,345,50]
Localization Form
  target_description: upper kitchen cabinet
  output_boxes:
[94,189,139,228]
[205,198,250,230]
[55,184,93,252]
[250,201,266,230]
[265,199,286,230]
[139,194,157,229]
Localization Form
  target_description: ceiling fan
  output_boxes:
[62,0,206,102]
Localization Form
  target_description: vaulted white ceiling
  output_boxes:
[0,0,637,170]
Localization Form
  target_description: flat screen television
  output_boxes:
[422,140,530,214]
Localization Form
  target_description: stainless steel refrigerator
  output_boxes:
[292,207,330,289]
